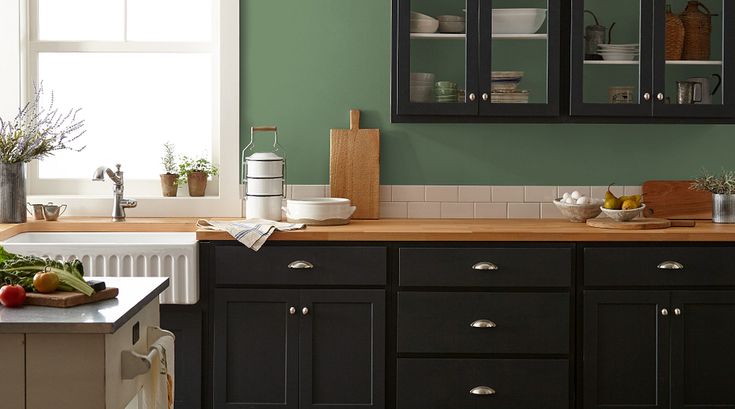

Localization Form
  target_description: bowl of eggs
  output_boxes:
[553,191,604,222]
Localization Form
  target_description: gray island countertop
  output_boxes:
[0,277,168,334]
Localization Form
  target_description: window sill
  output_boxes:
[27,195,241,217]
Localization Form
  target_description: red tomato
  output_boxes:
[0,285,26,308]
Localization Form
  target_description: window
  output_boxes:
[21,0,240,216]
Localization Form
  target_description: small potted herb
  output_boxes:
[160,142,179,197]
[178,156,218,197]
[691,169,735,223]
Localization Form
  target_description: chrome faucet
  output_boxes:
[92,164,137,221]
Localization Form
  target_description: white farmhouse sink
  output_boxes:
[2,232,198,304]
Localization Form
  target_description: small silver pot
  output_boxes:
[712,193,735,223]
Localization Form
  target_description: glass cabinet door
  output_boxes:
[395,0,479,116]
[570,0,654,116]
[478,0,560,116]
[652,0,734,118]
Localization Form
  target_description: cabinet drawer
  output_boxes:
[398,359,568,409]
[398,292,569,354]
[584,246,735,287]
[214,245,386,286]
[399,247,571,287]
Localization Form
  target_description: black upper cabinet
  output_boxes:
[393,0,561,121]
[571,0,735,119]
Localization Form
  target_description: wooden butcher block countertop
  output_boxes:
[0,218,733,242]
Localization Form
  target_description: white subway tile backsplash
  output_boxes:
[475,203,507,219]
[540,203,565,219]
[426,185,458,202]
[441,203,474,218]
[525,186,558,202]
[459,186,492,202]
[292,185,326,199]
[408,202,441,218]
[380,202,407,218]
[392,185,425,202]
[379,185,392,202]
[492,186,524,202]
[508,203,540,219]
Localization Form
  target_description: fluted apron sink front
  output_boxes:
[1,232,198,304]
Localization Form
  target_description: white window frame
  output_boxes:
[8,0,241,217]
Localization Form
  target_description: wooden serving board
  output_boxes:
[330,110,380,219]
[642,180,712,220]
[24,287,118,308]
[586,218,696,230]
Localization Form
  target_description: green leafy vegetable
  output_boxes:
[0,247,94,296]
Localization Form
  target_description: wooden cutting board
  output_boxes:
[586,218,696,230]
[24,287,118,308]
[642,180,712,219]
[330,110,380,219]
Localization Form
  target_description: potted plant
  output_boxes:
[691,169,735,223]
[0,84,85,223]
[178,156,218,197]
[160,142,179,197]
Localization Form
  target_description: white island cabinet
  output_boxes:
[0,277,169,409]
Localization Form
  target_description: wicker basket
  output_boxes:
[665,5,685,60]
[681,1,712,60]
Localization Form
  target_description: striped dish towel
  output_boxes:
[197,219,305,251]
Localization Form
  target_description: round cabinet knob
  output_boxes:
[469,93,476,102]
[482,93,489,101]
[643,92,651,101]
[302,307,310,316]
[657,93,665,101]
[674,308,682,316]
[289,307,296,315]
[661,308,669,316]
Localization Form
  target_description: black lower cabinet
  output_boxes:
[160,304,203,409]
[583,290,735,409]
[213,288,385,409]
[670,292,735,409]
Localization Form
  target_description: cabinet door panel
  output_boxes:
[671,292,735,409]
[160,305,202,409]
[213,289,299,409]
[583,291,670,409]
[300,290,385,409]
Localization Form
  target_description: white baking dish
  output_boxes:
[284,198,356,225]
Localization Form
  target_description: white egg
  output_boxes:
[565,197,575,204]
[576,196,589,205]
[571,191,581,200]
[562,192,570,200]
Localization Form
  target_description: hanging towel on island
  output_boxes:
[143,329,175,409]
[197,219,305,251]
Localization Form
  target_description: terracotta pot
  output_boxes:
[187,172,208,197]
[160,173,179,197]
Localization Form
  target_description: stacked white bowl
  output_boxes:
[411,11,439,33]
[410,72,435,103]
[597,44,639,61]
[245,152,285,221]
[437,15,465,33]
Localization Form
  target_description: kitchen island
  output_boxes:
[0,277,169,409]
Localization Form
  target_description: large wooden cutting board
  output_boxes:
[586,218,696,230]
[642,180,712,219]
[330,110,380,219]
[24,287,118,308]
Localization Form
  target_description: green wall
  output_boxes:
[241,0,734,186]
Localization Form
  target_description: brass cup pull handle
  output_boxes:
[657,261,684,270]
[288,260,314,269]
[470,386,496,395]
[470,319,497,328]
[472,262,498,271]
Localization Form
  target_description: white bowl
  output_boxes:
[284,198,356,224]
[246,177,283,196]
[492,8,547,34]
[553,198,604,222]
[245,152,284,178]
[600,204,646,222]
[411,18,439,33]
[411,11,435,20]
[437,15,464,22]
[600,52,638,61]
[245,195,283,221]
[439,21,465,33]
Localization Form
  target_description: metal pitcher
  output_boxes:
[686,74,721,104]
[584,10,616,59]
[676,81,703,104]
